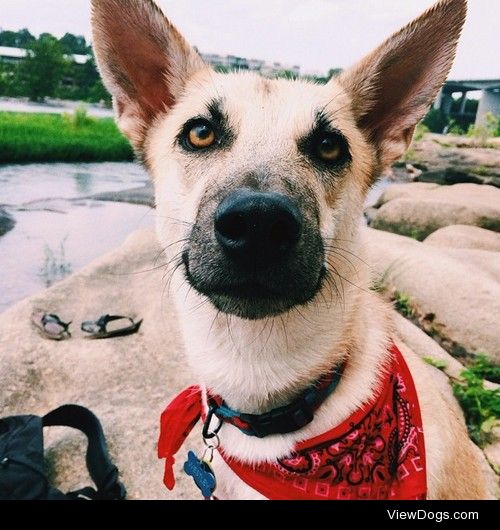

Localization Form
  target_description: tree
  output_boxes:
[59,33,90,55]
[0,28,35,47]
[18,35,67,101]
[327,68,343,80]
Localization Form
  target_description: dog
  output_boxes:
[91,0,489,499]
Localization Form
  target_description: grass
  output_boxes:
[469,165,494,177]
[393,291,414,318]
[452,355,500,448]
[39,236,72,287]
[424,355,500,449]
[0,109,134,163]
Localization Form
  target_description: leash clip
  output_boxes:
[202,406,223,440]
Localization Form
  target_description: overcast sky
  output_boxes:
[1,0,499,78]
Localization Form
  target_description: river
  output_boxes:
[0,161,391,313]
[0,162,153,313]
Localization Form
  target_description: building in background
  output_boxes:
[0,45,89,66]
[199,51,300,77]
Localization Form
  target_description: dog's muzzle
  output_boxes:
[183,188,324,319]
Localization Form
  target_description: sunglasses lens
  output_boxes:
[43,322,65,336]
[81,321,99,334]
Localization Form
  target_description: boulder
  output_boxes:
[0,208,15,236]
[366,183,500,240]
[393,316,498,497]
[0,228,199,499]
[484,428,500,476]
[0,227,497,498]
[415,168,500,188]
[424,225,500,252]
[362,227,500,362]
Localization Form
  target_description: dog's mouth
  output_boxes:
[182,250,325,320]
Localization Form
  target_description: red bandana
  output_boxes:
[158,344,426,500]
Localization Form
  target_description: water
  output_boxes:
[0,162,392,313]
[0,162,154,313]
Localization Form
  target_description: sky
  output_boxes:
[1,0,499,78]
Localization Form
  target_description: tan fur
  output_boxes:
[91,0,488,499]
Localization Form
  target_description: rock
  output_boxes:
[484,428,500,476]
[415,169,483,186]
[406,133,500,179]
[393,311,467,385]
[367,183,500,240]
[415,169,500,188]
[424,225,500,252]
[393,310,498,391]
[0,208,15,236]
[372,182,439,208]
[0,228,199,499]
[431,248,500,283]
[362,227,500,362]
[392,324,498,497]
[90,183,154,207]
[1,226,497,498]
[473,443,500,499]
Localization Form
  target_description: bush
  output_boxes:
[467,112,500,140]
[423,108,448,133]
[412,123,429,142]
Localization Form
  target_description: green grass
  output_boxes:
[423,354,500,449]
[0,110,134,163]
[452,355,500,447]
[470,165,493,177]
[393,291,414,318]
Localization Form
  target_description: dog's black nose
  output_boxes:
[214,189,302,264]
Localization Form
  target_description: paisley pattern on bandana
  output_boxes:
[159,344,426,500]
[220,346,426,500]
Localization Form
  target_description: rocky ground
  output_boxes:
[0,132,498,498]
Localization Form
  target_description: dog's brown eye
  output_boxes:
[188,122,215,149]
[317,135,342,162]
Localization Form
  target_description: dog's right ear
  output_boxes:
[91,0,207,151]
[337,0,466,169]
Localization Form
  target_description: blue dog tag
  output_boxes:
[183,450,217,499]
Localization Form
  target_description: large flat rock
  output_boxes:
[1,227,497,498]
[366,183,500,240]
[363,227,500,362]
[0,228,199,499]
[424,225,500,252]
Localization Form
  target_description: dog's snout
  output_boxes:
[214,189,302,263]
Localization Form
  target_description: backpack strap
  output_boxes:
[43,405,126,500]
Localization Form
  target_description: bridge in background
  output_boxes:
[434,79,500,127]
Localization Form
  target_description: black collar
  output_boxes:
[204,363,345,439]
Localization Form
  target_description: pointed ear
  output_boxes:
[337,0,467,167]
[91,0,207,151]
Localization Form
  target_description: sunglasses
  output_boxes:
[32,312,142,340]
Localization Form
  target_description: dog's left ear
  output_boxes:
[337,0,467,167]
[91,0,207,151]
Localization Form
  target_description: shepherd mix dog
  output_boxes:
[91,0,489,499]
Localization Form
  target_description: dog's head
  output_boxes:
[92,0,466,320]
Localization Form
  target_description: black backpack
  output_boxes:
[0,404,126,500]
